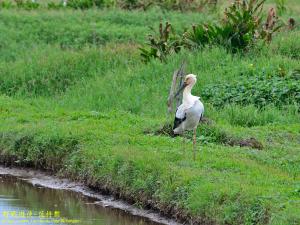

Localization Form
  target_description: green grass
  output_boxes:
[0,2,300,225]
[0,8,214,61]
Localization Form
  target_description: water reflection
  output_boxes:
[0,175,161,225]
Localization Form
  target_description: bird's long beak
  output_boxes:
[174,82,188,98]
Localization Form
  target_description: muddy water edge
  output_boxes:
[0,166,180,225]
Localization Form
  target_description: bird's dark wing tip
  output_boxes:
[173,115,186,130]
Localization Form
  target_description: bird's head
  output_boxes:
[174,74,197,97]
[184,74,197,86]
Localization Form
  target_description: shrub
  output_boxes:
[183,23,222,49]
[184,0,283,52]
[139,22,183,62]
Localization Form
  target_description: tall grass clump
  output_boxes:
[275,0,287,15]
[270,31,300,59]
[218,105,299,127]
[0,133,79,171]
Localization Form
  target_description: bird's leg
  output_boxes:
[182,132,186,155]
[193,128,197,161]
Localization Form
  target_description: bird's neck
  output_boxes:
[183,85,194,105]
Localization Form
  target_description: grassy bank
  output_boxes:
[0,2,300,225]
[1,94,300,224]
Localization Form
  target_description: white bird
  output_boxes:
[173,74,204,160]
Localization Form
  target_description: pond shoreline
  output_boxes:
[0,165,181,225]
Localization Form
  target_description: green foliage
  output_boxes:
[185,0,283,52]
[197,124,228,144]
[15,0,39,9]
[221,0,265,50]
[270,31,300,59]
[183,23,221,49]
[275,0,287,15]
[184,1,260,52]
[141,0,284,62]
[0,0,14,8]
[67,0,104,9]
[47,2,64,9]
[139,22,183,62]
[202,70,300,108]
[244,199,270,225]
[0,132,79,171]
[218,105,296,127]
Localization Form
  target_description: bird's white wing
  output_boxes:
[173,104,187,132]
[175,104,186,119]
